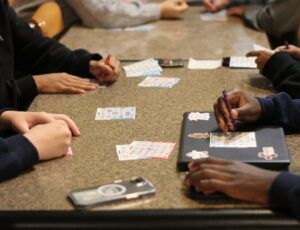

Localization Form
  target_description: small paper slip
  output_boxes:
[253,43,270,51]
[210,132,257,148]
[125,141,176,159]
[188,58,222,69]
[123,58,162,77]
[124,24,156,32]
[116,144,148,161]
[138,77,180,88]
[229,56,257,69]
[95,107,136,120]
[200,9,227,22]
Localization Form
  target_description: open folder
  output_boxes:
[178,112,291,171]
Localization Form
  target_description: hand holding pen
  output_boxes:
[213,89,262,132]
[222,90,236,131]
[274,43,300,61]
[89,55,121,84]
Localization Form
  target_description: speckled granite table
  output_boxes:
[1,6,300,230]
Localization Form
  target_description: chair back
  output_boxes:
[30,1,64,38]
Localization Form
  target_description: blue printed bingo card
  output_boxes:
[95,107,136,120]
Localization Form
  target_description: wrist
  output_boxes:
[32,75,42,92]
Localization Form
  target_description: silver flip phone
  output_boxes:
[68,177,156,208]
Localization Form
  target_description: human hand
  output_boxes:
[203,0,229,12]
[33,73,99,94]
[246,50,275,73]
[159,0,189,19]
[24,120,72,160]
[89,55,121,84]
[0,111,80,136]
[275,44,300,61]
[184,157,279,203]
[214,89,262,132]
[227,5,245,16]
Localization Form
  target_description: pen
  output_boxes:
[284,41,289,49]
[105,55,111,65]
[222,90,236,131]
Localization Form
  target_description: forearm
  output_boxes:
[0,134,38,182]
[257,92,300,131]
[65,0,160,28]
[263,52,300,98]
[8,6,101,78]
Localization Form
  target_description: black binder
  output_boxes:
[178,112,291,171]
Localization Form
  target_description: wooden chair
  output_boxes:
[29,1,64,38]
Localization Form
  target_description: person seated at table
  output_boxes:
[14,0,189,29]
[65,0,189,28]
[0,109,80,182]
[203,0,300,49]
[0,0,120,111]
[184,89,300,220]
[247,45,300,98]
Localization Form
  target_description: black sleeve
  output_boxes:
[270,172,300,220]
[257,92,300,132]
[0,134,39,182]
[262,52,300,99]
[8,5,102,78]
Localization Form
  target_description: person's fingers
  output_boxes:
[274,45,286,52]
[217,95,235,131]
[214,102,228,132]
[97,65,114,83]
[51,114,81,137]
[67,80,98,91]
[14,121,30,133]
[65,75,99,87]
[246,50,261,57]
[217,95,230,120]
[188,157,231,170]
[63,87,86,94]
[194,179,228,194]
[204,0,214,11]
[108,56,121,74]
[189,162,232,174]
[65,74,91,82]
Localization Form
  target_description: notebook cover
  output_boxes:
[178,112,290,171]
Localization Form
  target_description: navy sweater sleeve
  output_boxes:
[270,172,300,220]
[263,52,300,99]
[0,134,39,182]
[257,92,300,132]
[8,5,102,78]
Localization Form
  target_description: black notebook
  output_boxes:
[178,112,291,171]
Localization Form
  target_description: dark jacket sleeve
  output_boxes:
[257,92,300,132]
[242,0,300,38]
[270,172,300,220]
[8,5,102,78]
[0,134,39,182]
[262,52,300,99]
